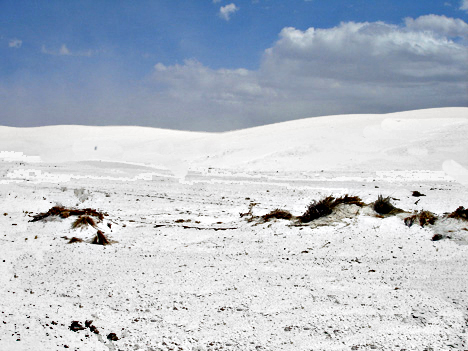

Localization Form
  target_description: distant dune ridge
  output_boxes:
[1,108,467,179]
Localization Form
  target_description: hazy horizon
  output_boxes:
[1,1,468,132]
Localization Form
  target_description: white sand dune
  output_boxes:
[1,107,467,173]
[1,108,468,350]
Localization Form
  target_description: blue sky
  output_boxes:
[1,0,467,131]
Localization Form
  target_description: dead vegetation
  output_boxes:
[261,209,293,222]
[29,206,106,222]
[91,230,110,246]
[239,202,258,222]
[373,195,404,216]
[448,206,468,221]
[68,237,84,244]
[404,210,438,228]
[298,195,365,223]
[71,216,97,229]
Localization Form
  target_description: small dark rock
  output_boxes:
[107,332,119,341]
[412,191,426,197]
[69,321,85,332]
[85,320,93,328]
[89,325,99,334]
[432,234,444,241]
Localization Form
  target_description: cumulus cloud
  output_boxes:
[461,0,468,12]
[8,38,22,48]
[146,15,467,128]
[405,14,468,39]
[41,44,92,57]
[219,3,238,21]
[3,15,467,131]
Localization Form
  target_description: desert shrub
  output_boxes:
[29,206,106,222]
[68,237,84,244]
[404,210,437,227]
[71,216,96,229]
[334,194,366,207]
[298,194,365,223]
[299,196,336,223]
[262,209,293,222]
[91,230,110,245]
[448,206,468,221]
[373,195,403,215]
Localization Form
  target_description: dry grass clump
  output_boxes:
[29,206,106,222]
[448,206,468,221]
[299,196,335,223]
[334,194,366,207]
[68,237,84,244]
[91,230,110,246]
[240,202,258,222]
[71,215,97,229]
[373,195,404,215]
[262,209,293,222]
[404,210,438,228]
[298,194,365,223]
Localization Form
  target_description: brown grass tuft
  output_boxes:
[298,194,365,223]
[334,194,366,207]
[91,230,110,245]
[404,210,437,227]
[299,196,335,223]
[68,237,84,244]
[30,206,106,222]
[373,195,404,215]
[71,216,97,229]
[448,206,468,221]
[262,209,293,222]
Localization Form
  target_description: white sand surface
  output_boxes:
[1,107,468,350]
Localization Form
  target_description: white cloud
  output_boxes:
[41,44,92,57]
[146,15,467,129]
[461,0,468,12]
[3,15,467,131]
[405,14,468,39]
[219,3,238,21]
[8,38,22,48]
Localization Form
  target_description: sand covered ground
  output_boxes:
[1,108,468,350]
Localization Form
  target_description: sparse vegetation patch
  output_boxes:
[68,237,84,244]
[404,210,437,228]
[29,206,107,222]
[71,215,97,229]
[299,194,365,223]
[261,209,293,222]
[91,230,110,246]
[373,195,404,216]
[448,206,468,221]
